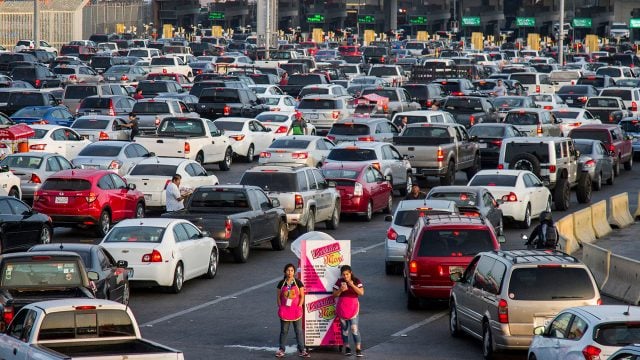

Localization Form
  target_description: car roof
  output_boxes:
[214,117,254,123]
[115,218,184,227]
[75,115,120,121]
[30,124,71,131]
[85,140,130,148]
[569,305,640,322]
[26,298,127,313]
[396,110,447,116]
[273,135,320,141]
[487,249,581,264]
[573,124,619,130]
[474,169,526,176]
[337,117,388,124]
[507,108,548,114]
[397,199,457,211]
[135,157,191,166]
[247,164,309,172]
[333,141,385,149]
[504,136,570,143]
[429,185,485,193]
[322,162,370,171]
[300,94,343,100]
[30,243,98,253]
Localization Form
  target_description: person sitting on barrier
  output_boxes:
[525,211,558,249]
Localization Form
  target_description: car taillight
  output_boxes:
[332,110,340,119]
[535,85,540,93]
[409,260,418,275]
[86,192,97,203]
[632,101,638,112]
[224,218,232,239]
[35,79,41,88]
[75,104,80,114]
[501,192,518,202]
[108,100,115,116]
[469,115,475,126]
[582,345,601,360]
[584,159,595,168]
[99,131,109,141]
[120,74,128,81]
[271,107,280,111]
[108,160,122,169]
[425,100,433,107]
[291,152,308,159]
[275,126,288,133]
[353,182,363,196]
[537,123,543,135]
[372,162,381,171]
[184,142,190,155]
[230,134,245,141]
[543,105,553,110]
[162,68,168,73]
[29,144,46,150]
[578,96,587,103]
[223,105,231,116]
[490,140,502,147]
[326,135,336,142]
[608,144,615,152]
[154,116,161,127]
[295,194,303,209]
[549,165,556,173]
[2,305,13,326]
[452,91,464,96]
[30,173,41,183]
[387,227,398,240]
[358,136,374,141]
[497,164,504,169]
[259,151,271,158]
[163,179,171,189]
[437,148,444,162]
[142,249,163,262]
[498,299,509,323]
[69,74,77,81]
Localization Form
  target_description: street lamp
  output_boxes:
[558,0,565,65]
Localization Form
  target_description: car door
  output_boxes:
[566,140,579,184]
[0,199,22,251]
[122,144,142,175]
[180,222,210,277]
[1,308,36,359]
[48,128,68,156]
[7,198,40,248]
[204,120,225,162]
[452,256,482,334]
[172,223,197,279]
[250,120,271,153]
[522,173,541,215]
[311,169,333,221]
[63,128,88,159]
[597,142,614,179]
[481,190,501,230]
[251,188,279,240]
[96,174,121,220]
[111,173,136,220]
[533,312,574,359]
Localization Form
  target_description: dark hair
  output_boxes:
[172,174,182,182]
[340,265,361,283]
[282,263,296,280]
[129,112,136,117]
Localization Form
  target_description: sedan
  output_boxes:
[574,139,615,190]
[0,152,73,203]
[213,117,276,162]
[322,162,393,221]
[52,65,103,85]
[255,111,317,138]
[188,61,216,75]
[29,243,130,304]
[552,108,602,136]
[493,96,538,120]
[557,85,599,108]
[71,141,154,176]
[468,169,552,229]
[468,123,525,168]
[259,135,334,168]
[0,196,52,253]
[71,115,132,141]
[10,106,75,126]
[426,185,504,235]
[103,65,148,86]
[99,218,218,293]
[248,85,284,95]
[257,94,298,112]
[28,125,92,159]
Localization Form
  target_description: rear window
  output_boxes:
[402,126,451,138]
[8,93,44,107]
[129,164,177,176]
[569,130,610,144]
[158,118,204,136]
[404,85,429,98]
[80,98,111,109]
[468,126,505,137]
[509,74,537,84]
[329,123,370,136]
[575,142,592,154]
[299,88,329,97]
[288,75,324,86]
[270,139,310,149]
[103,226,165,243]
[327,148,377,161]
[474,81,496,90]
[190,190,249,208]
[256,114,289,123]
[298,99,340,109]
[393,209,453,227]
[214,121,244,131]
[13,107,49,118]
[468,175,517,187]
[505,143,550,163]
[576,77,604,87]
[552,111,580,119]
[494,98,526,109]
[417,229,495,257]
[53,68,76,75]
[363,47,387,56]
[39,309,135,340]
[428,191,478,207]
[322,169,358,179]
[90,57,113,68]
[507,267,595,300]
[600,89,632,101]
[360,89,399,101]
[150,58,176,66]
[593,322,640,347]
[77,145,121,157]
[65,86,99,100]
[504,112,539,126]
[199,89,239,103]
[586,98,619,108]
[240,172,297,192]
[132,102,170,114]
[128,50,149,58]
[72,118,109,130]
[596,68,622,77]
[443,98,483,112]
[137,82,169,95]
[1,260,82,287]
[368,67,399,77]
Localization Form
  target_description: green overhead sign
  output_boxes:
[357,15,376,24]
[307,14,325,23]
[572,18,592,28]
[516,17,535,27]
[461,17,481,26]
[208,12,224,20]
[408,16,427,25]
[631,18,640,29]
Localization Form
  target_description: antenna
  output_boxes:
[624,304,631,316]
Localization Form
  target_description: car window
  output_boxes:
[555,142,563,158]
[472,256,496,291]
[132,144,149,158]
[55,156,73,170]
[8,198,29,215]
[567,315,588,340]
[381,145,394,160]
[312,169,328,189]
[297,171,309,192]
[181,223,201,240]
[97,249,110,270]
[110,174,127,189]
[482,192,494,208]
[548,312,573,339]
[486,260,506,295]
[365,168,376,183]
[46,157,62,172]
[0,199,11,214]
[306,170,317,190]
[173,223,189,242]
[453,127,463,141]
[97,174,115,190]
[253,189,271,210]
[185,163,197,177]
[124,145,138,158]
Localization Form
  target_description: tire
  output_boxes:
[233,232,250,263]
[576,175,592,204]
[298,211,315,235]
[385,261,396,275]
[169,263,184,294]
[271,221,288,251]
[40,225,52,244]
[218,147,232,171]
[529,354,538,360]
[135,202,145,218]
[496,217,504,236]
[593,172,602,191]
[407,288,420,310]
[204,249,218,279]
[449,303,462,337]
[440,161,455,186]
[553,178,571,211]
[96,210,111,237]
[508,153,541,177]
[195,151,204,166]
[325,204,340,230]
[8,187,19,199]
[519,204,531,229]
[399,174,411,196]
[482,322,494,360]
[363,201,373,222]
[607,168,615,185]
[465,154,481,180]
[613,157,620,176]
[382,193,393,214]
[244,144,255,163]
[625,155,633,171]
[545,197,552,212]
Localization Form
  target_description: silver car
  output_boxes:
[0,152,73,203]
[297,94,353,133]
[71,115,131,141]
[71,141,153,176]
[52,65,103,86]
[574,138,615,190]
[258,135,335,168]
[327,117,399,143]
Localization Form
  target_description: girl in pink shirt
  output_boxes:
[332,265,365,357]
[276,263,309,358]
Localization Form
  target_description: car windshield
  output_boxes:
[132,102,171,114]
[256,114,289,123]
[504,143,550,163]
[65,86,98,99]
[0,260,82,287]
[508,267,595,300]
[417,229,495,256]
[214,121,244,131]
[322,169,359,179]
[600,89,632,101]
[12,107,49,118]
[329,123,370,135]
[103,226,165,243]
[158,118,204,136]
[72,118,110,130]
[505,112,539,125]
[468,126,505,137]
[469,175,518,186]
[240,172,297,192]
[0,155,42,169]
[593,322,640,347]
[269,139,310,149]
[570,130,609,144]
[428,191,478,207]
[327,148,376,161]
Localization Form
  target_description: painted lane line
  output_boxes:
[141,241,385,327]
[391,312,447,337]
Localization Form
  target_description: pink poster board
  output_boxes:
[300,240,351,293]
[304,293,342,347]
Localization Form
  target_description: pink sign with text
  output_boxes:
[304,293,342,346]
[300,240,350,293]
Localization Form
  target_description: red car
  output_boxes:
[338,45,361,57]
[322,162,393,221]
[33,169,145,237]
[299,41,319,56]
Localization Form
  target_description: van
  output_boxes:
[508,73,554,94]
[62,84,114,112]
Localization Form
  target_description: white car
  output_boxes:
[467,169,552,229]
[259,135,334,167]
[257,94,298,112]
[529,305,640,360]
[0,167,21,199]
[530,93,568,110]
[14,39,57,54]
[596,67,635,82]
[28,125,91,160]
[599,87,640,116]
[124,157,218,210]
[551,108,602,136]
[213,117,276,162]
[99,218,218,293]
[71,115,132,141]
[255,111,317,139]
[249,85,283,95]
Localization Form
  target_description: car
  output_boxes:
[296,94,354,133]
[468,123,525,168]
[257,94,298,112]
[29,243,130,304]
[402,83,446,108]
[321,162,393,221]
[471,79,526,97]
[614,78,640,88]
[528,305,640,360]
[595,66,635,82]
[434,78,475,96]
[0,152,73,203]
[213,117,276,162]
[584,96,633,124]
[71,115,132,141]
[99,218,218,293]
[0,196,53,252]
[124,157,218,211]
[77,95,136,117]
[298,84,352,100]
[530,93,568,110]
[449,250,602,358]
[326,117,400,143]
[619,118,640,157]
[71,141,154,176]
[574,138,616,192]
[259,135,334,168]
[504,108,563,137]
[14,39,57,54]
[492,96,539,121]
[508,72,554,94]
[52,64,103,85]
[569,124,634,175]
[102,65,148,85]
[324,141,413,196]
[249,84,284,95]
[255,111,317,137]
[27,125,92,160]
[441,96,499,128]
[551,108,602,136]
[468,169,552,229]
[9,105,75,126]
[609,344,640,359]
[599,87,640,116]
[399,214,501,309]
[557,85,600,108]
[33,169,146,236]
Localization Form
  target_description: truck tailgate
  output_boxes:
[162,211,230,242]
[394,144,439,167]
[40,338,183,359]
[134,137,190,158]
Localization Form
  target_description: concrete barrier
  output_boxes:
[573,207,596,245]
[601,253,640,305]
[556,214,580,255]
[608,193,634,228]
[591,200,612,238]
[634,193,640,220]
[581,242,611,289]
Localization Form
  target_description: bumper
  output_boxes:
[412,167,446,177]
[340,196,368,214]
[408,280,453,299]
[20,183,41,200]
[497,201,526,222]
[129,262,175,286]
[478,149,499,167]
[492,323,533,350]
[230,140,249,157]
[142,192,166,208]
[50,214,100,226]
[385,238,406,263]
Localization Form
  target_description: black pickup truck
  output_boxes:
[162,185,288,263]
[195,87,269,120]
[0,251,95,330]
[442,96,499,128]
[280,73,329,97]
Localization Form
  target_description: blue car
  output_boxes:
[10,106,75,126]
[619,118,640,156]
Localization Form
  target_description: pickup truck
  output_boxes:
[132,98,199,133]
[0,299,184,359]
[280,73,329,98]
[584,96,632,124]
[359,87,421,119]
[441,96,499,128]
[196,87,270,119]
[133,117,234,170]
[254,50,300,68]
[393,123,480,185]
[0,251,96,330]
[148,55,192,78]
[162,185,288,263]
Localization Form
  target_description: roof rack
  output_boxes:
[492,249,579,264]
[418,214,486,226]
[254,162,308,168]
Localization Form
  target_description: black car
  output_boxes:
[29,243,130,305]
[441,96,499,128]
[362,46,390,64]
[196,87,269,119]
[0,53,37,73]
[403,83,446,109]
[557,85,599,108]
[471,79,526,96]
[433,78,475,96]
[9,66,61,89]
[0,196,53,253]
[468,123,525,168]
[2,91,59,116]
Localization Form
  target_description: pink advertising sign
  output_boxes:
[300,240,351,293]
[304,293,342,347]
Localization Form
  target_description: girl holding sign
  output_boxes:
[332,265,365,357]
[276,263,309,358]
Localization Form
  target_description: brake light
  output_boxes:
[108,160,122,169]
[291,152,308,159]
[578,96,587,103]
[501,192,517,202]
[372,162,381,171]
[549,165,556,173]
[86,192,97,203]
[387,227,398,240]
[30,173,41,184]
[259,151,271,158]
[74,305,97,311]
[184,142,191,155]
[409,260,418,275]
[582,345,601,360]
[69,74,77,81]
[584,159,595,168]
[469,115,475,126]
[224,218,232,239]
[99,131,109,140]
[120,74,128,81]
[223,105,231,116]
[162,68,167,73]
[382,104,389,113]
[163,179,171,189]
[142,249,163,262]
[108,100,115,116]
[497,164,504,169]
[358,136,374,141]
[326,135,336,142]
[608,144,615,152]
[35,79,41,88]
[332,110,340,119]
[2,305,13,326]
[498,299,509,323]
[452,91,464,96]
[275,126,288,133]
[295,194,303,209]
[437,148,444,162]
[632,101,638,112]
[426,100,433,107]
[29,144,46,150]
[230,134,245,141]
[536,122,543,135]
[609,114,614,122]
[543,105,553,110]
[535,85,540,93]
[490,140,502,147]
[353,182,363,196]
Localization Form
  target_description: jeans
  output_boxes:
[340,316,361,348]
[279,319,305,352]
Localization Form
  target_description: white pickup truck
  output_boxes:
[133,117,234,170]
[0,299,184,360]
[149,56,193,78]
[254,50,300,69]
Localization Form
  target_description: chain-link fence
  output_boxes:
[82,1,152,38]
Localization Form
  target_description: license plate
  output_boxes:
[308,113,319,119]
[449,266,464,274]
[478,143,487,148]
[144,194,151,200]
[55,196,68,204]
[81,135,89,140]
[107,76,116,81]
[566,99,573,104]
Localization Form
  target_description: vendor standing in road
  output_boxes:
[333,265,365,357]
[165,174,191,212]
[275,263,309,358]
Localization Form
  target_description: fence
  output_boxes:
[82,1,152,39]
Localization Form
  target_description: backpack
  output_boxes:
[538,223,558,249]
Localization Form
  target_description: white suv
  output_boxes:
[508,73,554,94]
[14,40,57,54]
[599,87,640,116]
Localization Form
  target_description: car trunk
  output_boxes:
[37,189,92,209]
[126,176,169,203]
[587,109,615,122]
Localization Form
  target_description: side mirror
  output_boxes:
[384,215,393,222]
[609,150,616,157]
[533,326,546,336]
[116,260,128,268]
[200,230,210,238]
[271,198,281,207]
[470,135,478,142]
[87,271,100,281]
[327,180,336,188]
[127,183,136,191]
[498,235,506,244]
[496,199,504,205]
[147,152,156,157]
[396,235,407,243]
[555,118,563,124]
[449,271,463,282]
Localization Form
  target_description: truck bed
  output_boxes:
[40,339,180,358]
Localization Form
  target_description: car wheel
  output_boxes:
[8,187,19,199]
[121,281,130,305]
[593,172,602,191]
[195,151,205,166]
[169,263,184,294]
[482,322,494,360]
[233,232,250,263]
[529,354,537,360]
[244,144,255,163]
[440,161,455,186]
[383,193,393,214]
[519,204,531,229]
[96,210,111,237]
[613,157,620,176]
[607,168,615,185]
[298,211,315,235]
[545,197,552,212]
[497,217,504,236]
[204,249,218,279]
[271,221,288,250]
[363,201,373,222]
[553,178,571,211]
[576,175,592,204]
[465,154,481,180]
[625,155,633,171]
[399,173,411,196]
[40,225,52,244]
[218,147,232,171]
[385,261,396,275]
[135,202,145,218]
[449,302,462,337]
[325,204,340,230]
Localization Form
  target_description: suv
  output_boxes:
[568,124,633,175]
[10,66,61,89]
[503,108,562,136]
[326,117,399,143]
[599,87,640,116]
[403,83,445,108]
[498,137,591,209]
[240,164,341,234]
[508,72,554,94]
[62,84,116,112]
[398,215,501,309]
[449,250,601,358]
[77,95,136,117]
[297,95,353,133]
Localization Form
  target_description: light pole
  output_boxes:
[558,0,565,65]
[33,0,40,49]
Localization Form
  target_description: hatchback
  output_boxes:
[326,117,399,143]
[77,95,136,117]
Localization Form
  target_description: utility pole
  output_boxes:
[34,0,40,49]
[558,0,565,65]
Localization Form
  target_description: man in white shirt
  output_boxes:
[165,174,190,212]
